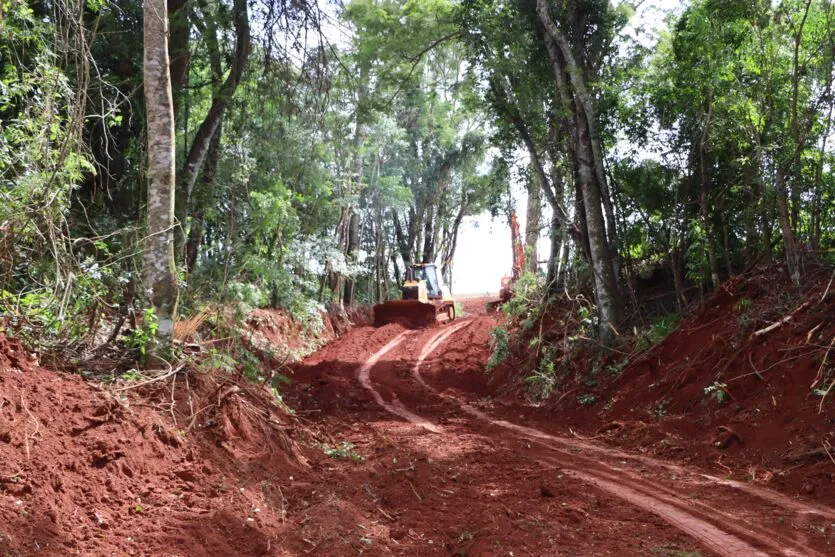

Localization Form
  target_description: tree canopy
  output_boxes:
[1,0,833,346]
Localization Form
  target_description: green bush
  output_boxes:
[486,326,509,370]
[637,313,680,351]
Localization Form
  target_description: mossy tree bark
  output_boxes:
[143,0,179,344]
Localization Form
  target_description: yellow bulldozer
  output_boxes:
[373,263,456,328]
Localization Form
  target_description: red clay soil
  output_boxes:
[503,264,835,506]
[2,281,834,556]
[246,308,338,358]
[283,295,834,556]
[0,332,317,557]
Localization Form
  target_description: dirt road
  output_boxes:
[285,300,835,556]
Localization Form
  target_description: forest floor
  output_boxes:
[1,282,834,556]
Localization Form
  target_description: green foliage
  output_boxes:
[501,272,540,322]
[606,357,629,377]
[200,348,239,374]
[734,298,752,312]
[122,308,159,358]
[704,381,729,405]
[322,441,364,462]
[0,255,121,350]
[2,0,835,395]
[486,326,509,370]
[524,344,564,401]
[735,298,754,331]
[576,306,594,333]
[576,393,598,407]
[637,314,680,351]
[0,0,100,354]
[812,365,832,399]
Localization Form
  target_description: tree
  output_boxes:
[534,0,623,335]
[143,0,179,344]
[525,164,542,274]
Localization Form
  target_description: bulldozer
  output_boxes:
[373,263,456,328]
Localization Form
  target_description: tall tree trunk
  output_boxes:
[575,114,623,336]
[698,96,720,289]
[342,211,359,305]
[558,226,570,287]
[510,209,523,279]
[422,204,435,263]
[721,211,733,277]
[184,121,222,272]
[535,0,622,336]
[344,80,368,305]
[574,178,592,266]
[441,192,467,286]
[489,75,576,242]
[176,0,250,257]
[779,0,813,285]
[545,214,561,290]
[761,196,774,262]
[143,0,179,343]
[375,201,385,303]
[525,165,541,274]
[810,95,833,251]
[545,131,570,292]
[390,252,401,292]
[167,0,190,118]
[392,211,412,268]
[670,245,688,311]
[788,0,814,236]
[776,172,802,286]
[536,0,619,277]
[743,164,758,263]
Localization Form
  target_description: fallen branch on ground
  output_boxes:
[821,268,835,303]
[112,363,185,392]
[751,302,810,339]
[569,428,598,440]
[823,441,835,467]
[817,378,835,414]
[806,322,823,344]
[811,334,835,390]
[747,353,765,382]
[726,350,820,383]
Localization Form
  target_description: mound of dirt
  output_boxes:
[0,332,314,556]
[245,308,338,360]
[344,305,374,328]
[593,264,835,499]
[0,335,35,374]
[495,264,835,501]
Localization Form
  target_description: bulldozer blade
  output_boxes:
[373,300,438,328]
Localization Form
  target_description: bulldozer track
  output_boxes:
[351,320,834,557]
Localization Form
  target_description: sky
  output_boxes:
[449,0,684,295]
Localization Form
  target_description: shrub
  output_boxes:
[486,326,509,370]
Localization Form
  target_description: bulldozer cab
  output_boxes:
[373,262,455,328]
[407,264,442,299]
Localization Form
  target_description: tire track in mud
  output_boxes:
[357,331,442,434]
[413,322,835,518]
[353,321,829,557]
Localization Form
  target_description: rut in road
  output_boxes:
[358,318,831,557]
